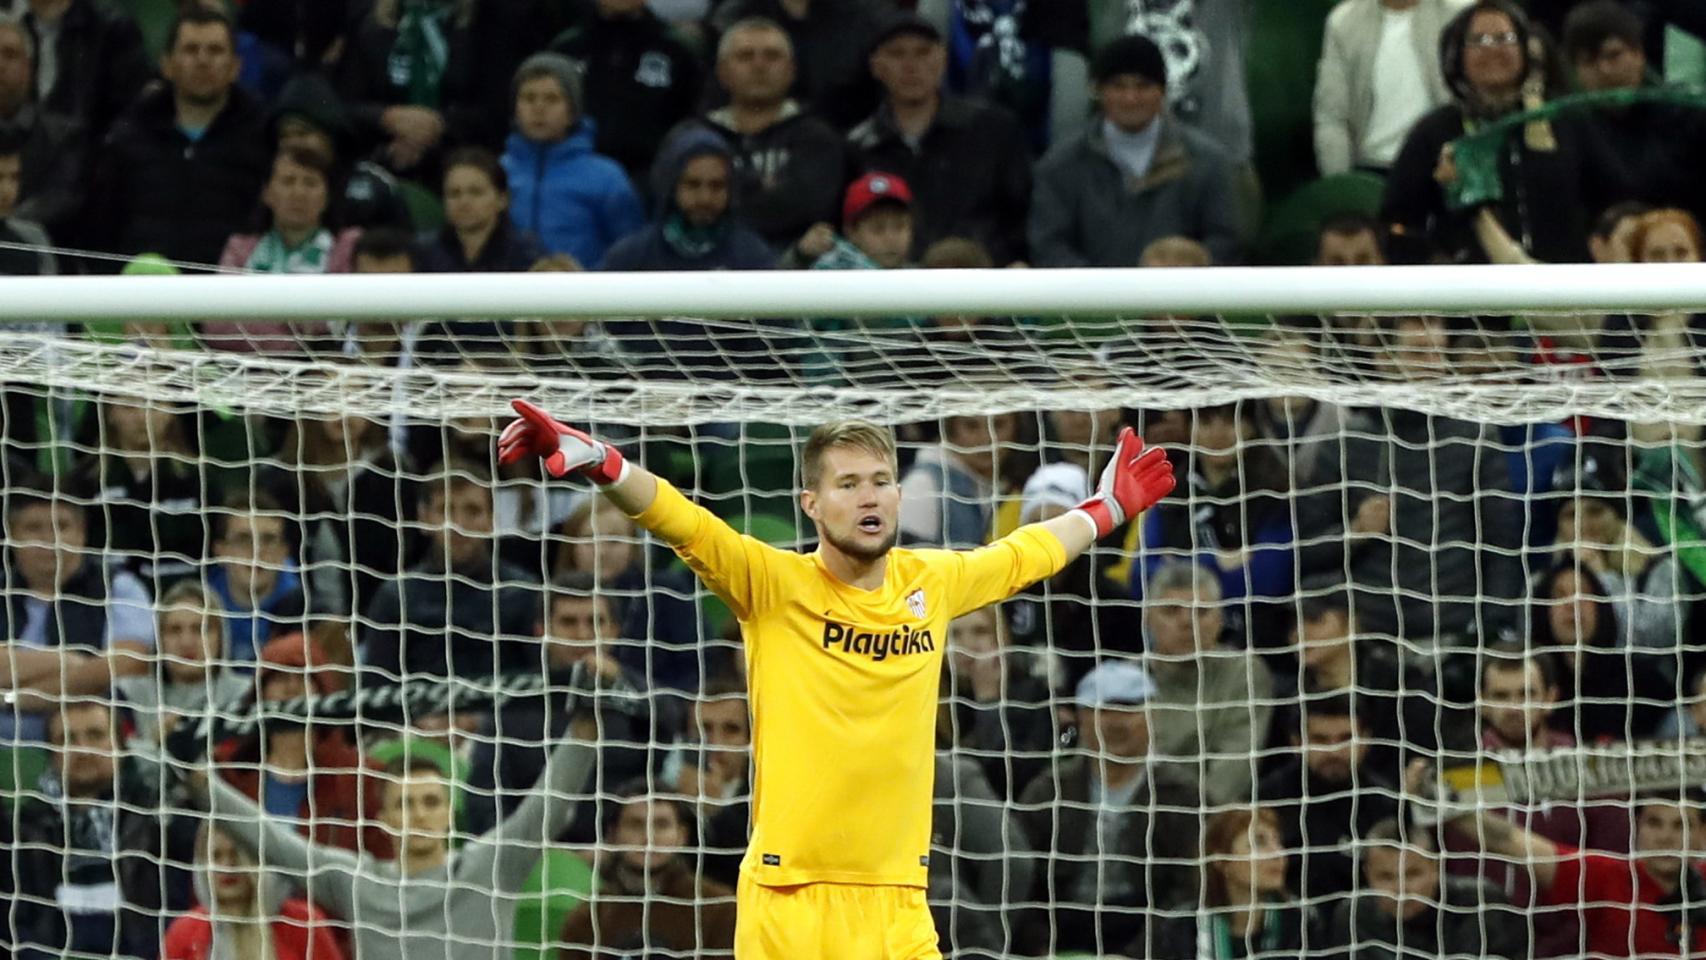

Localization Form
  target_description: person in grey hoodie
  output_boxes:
[116,581,249,747]
[196,728,595,960]
[1029,33,1244,267]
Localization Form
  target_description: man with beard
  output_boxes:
[496,401,1175,959]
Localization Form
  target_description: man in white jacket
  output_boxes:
[1313,0,1470,175]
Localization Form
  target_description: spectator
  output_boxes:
[791,170,914,271]
[1003,461,1138,689]
[9,700,193,960]
[1564,1,1706,224]
[1283,592,1458,777]
[936,603,1055,800]
[1330,817,1526,960]
[0,16,85,240]
[197,727,595,960]
[1345,315,1524,642]
[1088,1,1253,166]
[270,72,412,232]
[559,780,737,960]
[710,0,888,129]
[899,412,1017,547]
[420,146,547,272]
[115,581,247,746]
[666,673,751,887]
[1014,660,1202,957]
[360,460,541,685]
[282,412,411,620]
[548,0,703,182]
[219,144,360,276]
[160,821,348,960]
[215,632,385,857]
[930,752,1035,957]
[1314,0,1468,176]
[0,485,153,742]
[69,396,206,586]
[1432,782,1706,957]
[331,0,490,173]
[1151,806,1328,959]
[1315,212,1387,265]
[850,13,1031,264]
[0,128,52,275]
[501,52,643,270]
[1133,403,1295,618]
[92,7,270,265]
[205,490,308,666]
[19,0,148,139]
[462,574,652,838]
[1031,33,1243,267]
[1532,557,1676,741]
[1258,692,1400,903]
[1381,0,1630,263]
[554,496,712,690]
[691,17,845,250]
[1142,561,1274,806]
[601,126,774,271]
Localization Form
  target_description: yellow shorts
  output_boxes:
[735,876,942,960]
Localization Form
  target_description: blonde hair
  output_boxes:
[1139,235,1212,268]
[801,421,898,489]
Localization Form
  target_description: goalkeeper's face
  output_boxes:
[802,445,901,564]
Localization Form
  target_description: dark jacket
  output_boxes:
[359,555,542,684]
[8,760,194,960]
[25,0,151,138]
[0,219,55,275]
[684,103,847,250]
[1014,755,1203,956]
[93,85,271,265]
[71,446,207,587]
[0,105,89,239]
[1257,758,1400,905]
[600,127,776,272]
[1345,410,1523,641]
[550,0,702,182]
[850,94,1031,264]
[559,859,736,960]
[1031,116,1244,267]
[418,217,546,272]
[1329,875,1526,960]
[1006,549,1134,689]
[710,0,889,129]
[270,73,412,231]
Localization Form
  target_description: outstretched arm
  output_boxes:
[1409,760,1561,890]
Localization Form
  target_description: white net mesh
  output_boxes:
[3,310,1706,960]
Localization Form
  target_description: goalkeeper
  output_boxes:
[498,401,1175,959]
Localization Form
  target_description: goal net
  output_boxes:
[3,268,1706,960]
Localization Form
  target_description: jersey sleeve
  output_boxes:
[941,523,1070,619]
[631,476,783,621]
[1539,843,1590,906]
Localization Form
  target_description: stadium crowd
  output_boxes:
[4,0,1706,958]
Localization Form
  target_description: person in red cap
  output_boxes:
[789,170,915,271]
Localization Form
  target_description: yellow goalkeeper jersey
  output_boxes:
[635,478,1068,888]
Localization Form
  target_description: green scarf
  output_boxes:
[661,213,728,260]
[245,228,335,274]
[1199,904,1285,960]
[388,0,452,108]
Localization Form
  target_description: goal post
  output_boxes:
[1,266,1705,960]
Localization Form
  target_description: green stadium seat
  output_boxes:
[691,511,800,638]
[398,179,446,234]
[1255,172,1387,266]
[511,849,597,960]
[0,745,48,809]
[701,423,800,519]
[115,0,187,64]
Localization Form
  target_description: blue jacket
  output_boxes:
[206,563,307,666]
[502,124,644,269]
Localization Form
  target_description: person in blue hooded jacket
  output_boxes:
[501,53,643,269]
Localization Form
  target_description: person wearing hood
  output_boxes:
[1532,557,1676,741]
[500,52,642,270]
[683,17,846,251]
[1380,0,1633,264]
[420,146,547,272]
[116,581,249,747]
[216,632,391,858]
[271,72,411,232]
[161,821,347,960]
[599,125,774,271]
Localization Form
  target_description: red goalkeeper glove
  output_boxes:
[1071,427,1175,538]
[496,399,628,485]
